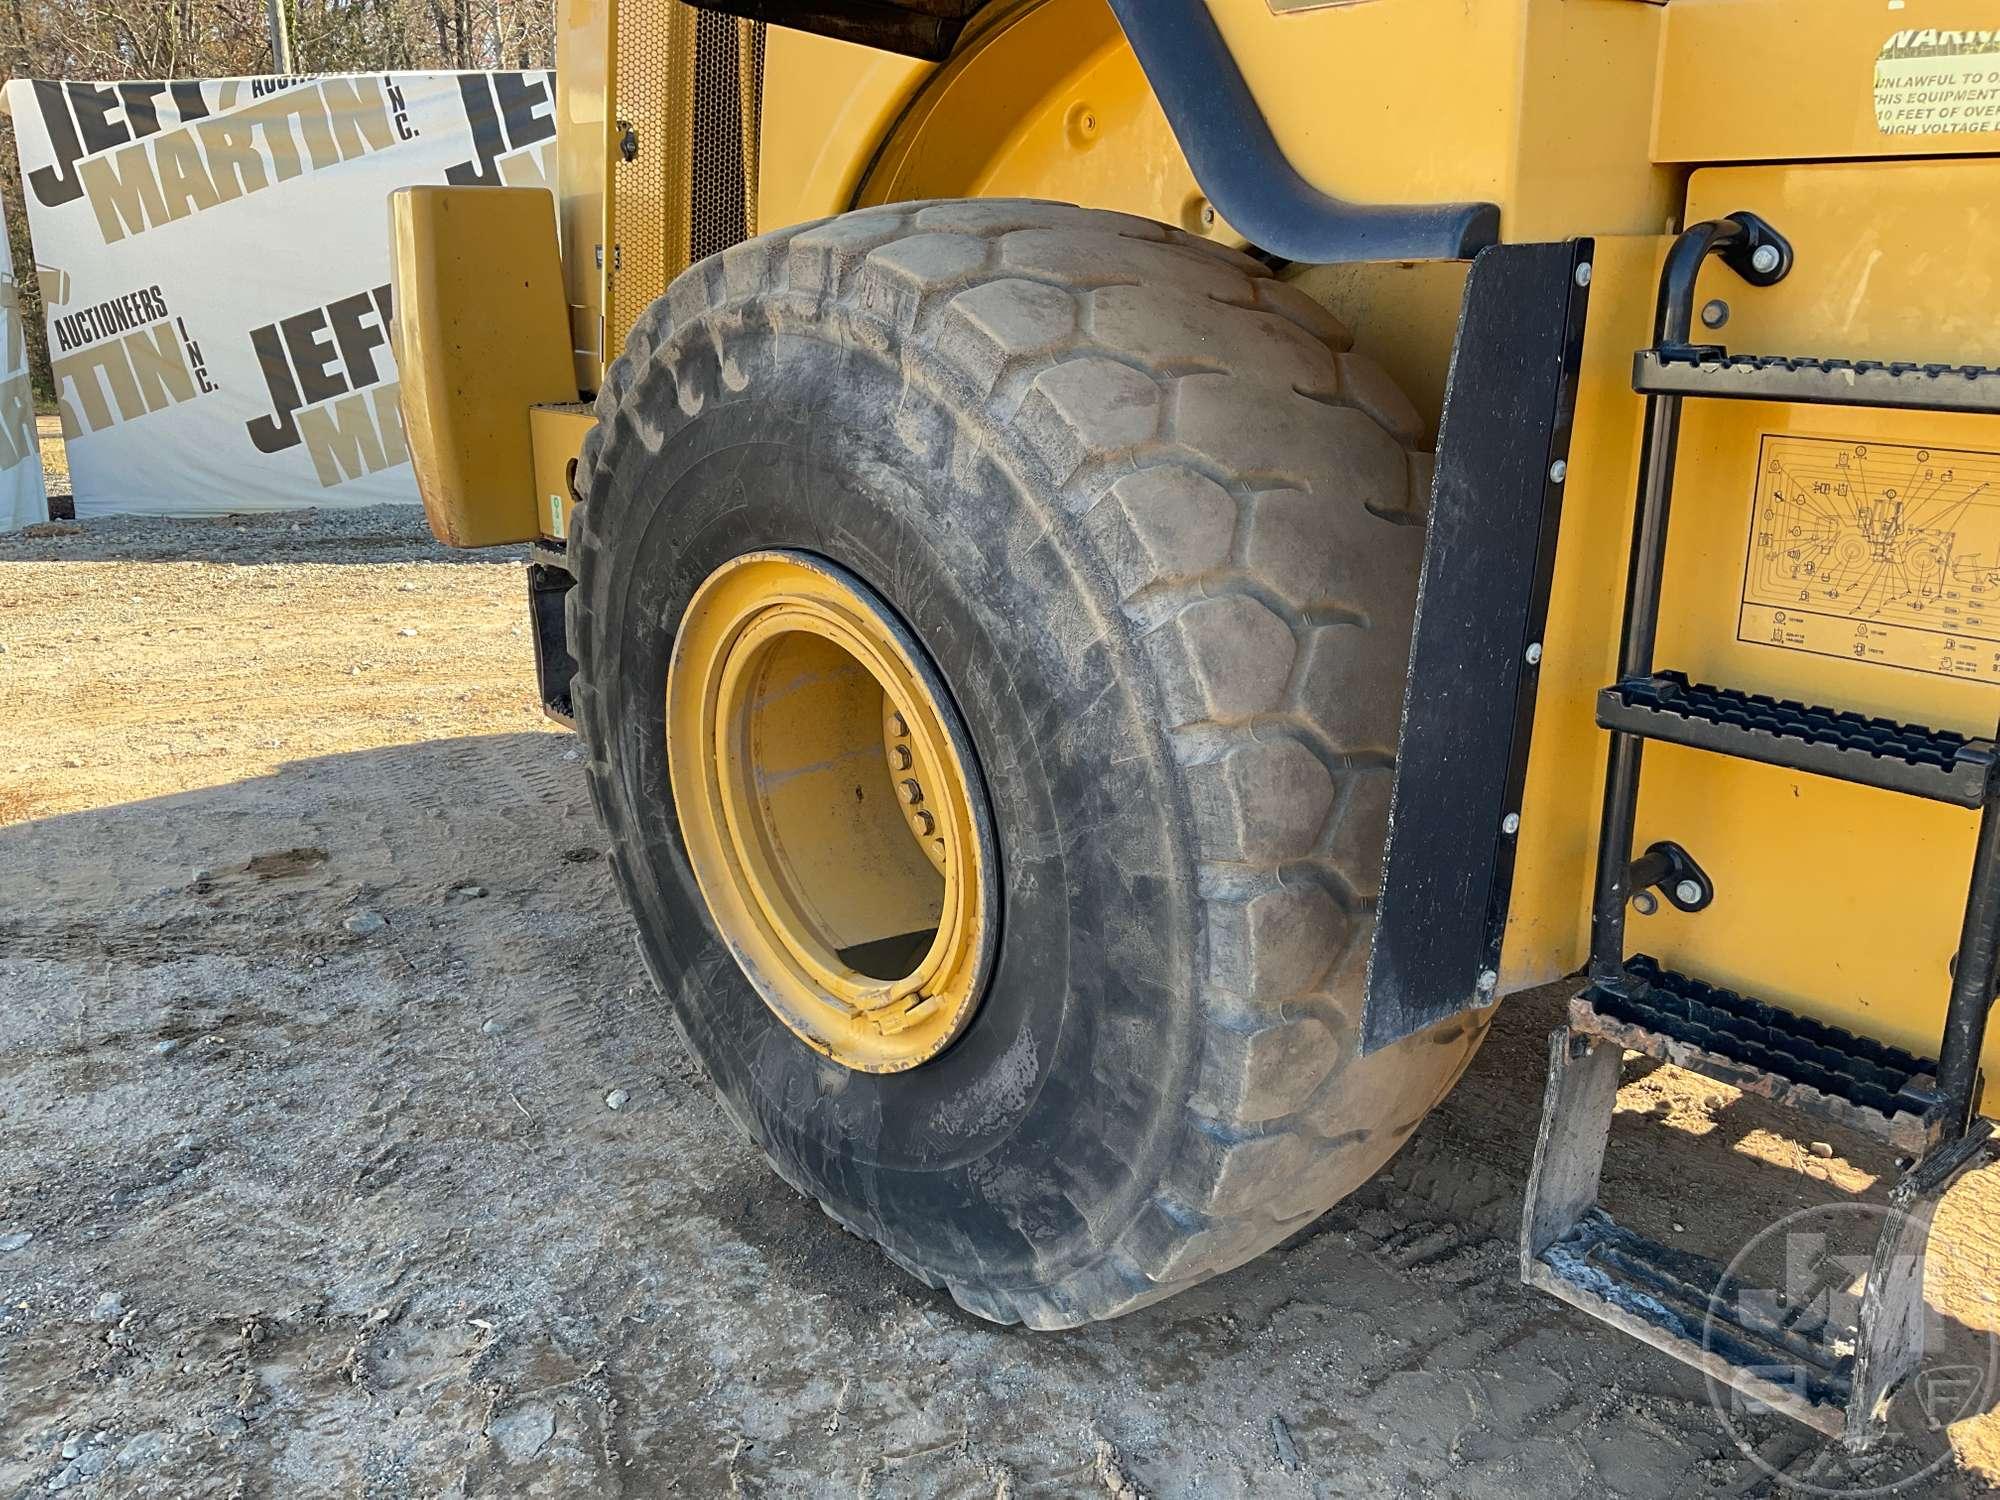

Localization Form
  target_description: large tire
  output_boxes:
[567,199,1489,1327]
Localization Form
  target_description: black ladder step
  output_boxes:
[1634,346,2000,414]
[1597,671,1997,808]
[1577,956,1946,1153]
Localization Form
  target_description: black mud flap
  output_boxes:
[527,545,578,728]
[1360,239,1593,1054]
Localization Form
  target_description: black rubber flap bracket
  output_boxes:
[1360,239,1593,1054]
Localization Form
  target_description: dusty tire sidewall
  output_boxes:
[580,326,1201,1290]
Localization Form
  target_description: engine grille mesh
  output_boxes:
[609,2,766,358]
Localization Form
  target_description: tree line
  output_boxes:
[3,0,559,408]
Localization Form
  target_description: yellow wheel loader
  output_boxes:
[389,0,2000,1449]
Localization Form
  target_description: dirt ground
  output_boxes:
[2,506,1999,1499]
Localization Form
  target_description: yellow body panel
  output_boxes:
[757,29,932,230]
[530,402,594,541]
[389,186,577,548]
[856,0,1238,243]
[1206,0,1676,242]
[1657,0,2000,164]
[557,0,612,392]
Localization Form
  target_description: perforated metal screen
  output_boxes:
[608,2,765,358]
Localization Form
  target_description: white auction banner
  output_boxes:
[0,205,49,530]
[6,71,558,517]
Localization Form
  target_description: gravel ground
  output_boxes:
[1,508,1997,1498]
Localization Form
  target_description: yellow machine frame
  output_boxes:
[392,0,2000,1116]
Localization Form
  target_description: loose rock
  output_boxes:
[0,1229,32,1252]
[604,1089,630,1112]
[1809,1141,1834,1159]
[489,1403,556,1461]
[116,1433,165,1468]
[1270,1413,1301,1470]
[90,1292,125,1324]
[343,910,386,936]
[46,1448,109,1491]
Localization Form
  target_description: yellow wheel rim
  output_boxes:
[666,551,997,1072]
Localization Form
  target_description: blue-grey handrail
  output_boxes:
[1105,0,1500,263]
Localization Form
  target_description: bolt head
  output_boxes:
[1750,243,1781,275]
[1674,878,1703,905]
[899,778,924,806]
[1574,262,1593,287]
[1524,642,1543,666]
[1700,298,1730,330]
[1476,968,1499,993]
[892,744,912,770]
[1632,890,1660,916]
[1501,813,1520,835]
[914,809,935,836]
[1548,459,1567,484]
[888,711,908,738]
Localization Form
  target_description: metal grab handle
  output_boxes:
[1588,216,1791,984]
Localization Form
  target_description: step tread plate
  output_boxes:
[1597,671,1996,807]
[1576,957,1945,1155]
[1530,1208,1851,1439]
[1634,347,2000,415]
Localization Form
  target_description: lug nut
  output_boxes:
[1632,890,1660,916]
[899,779,924,806]
[1525,642,1543,666]
[892,744,912,770]
[889,711,908,737]
[915,809,935,836]
[1548,460,1567,484]
[1574,262,1592,287]
[1502,813,1520,835]
[1675,878,1703,906]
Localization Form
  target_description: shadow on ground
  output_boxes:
[0,503,516,566]
[0,731,1992,1498]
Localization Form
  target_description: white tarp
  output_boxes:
[0,206,49,530]
[6,71,557,517]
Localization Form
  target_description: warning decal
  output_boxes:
[1874,28,2000,136]
[1739,434,2000,683]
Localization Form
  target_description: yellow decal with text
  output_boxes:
[1874,28,2000,137]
